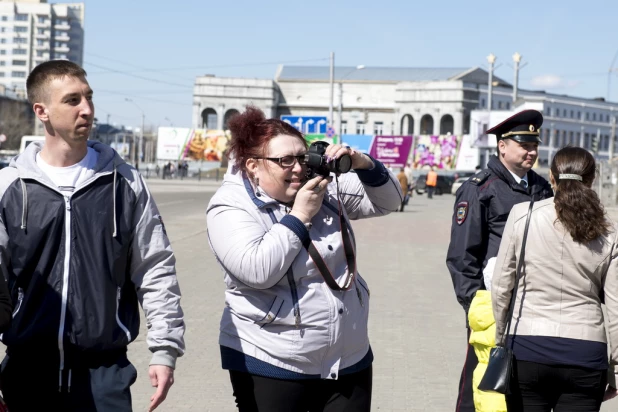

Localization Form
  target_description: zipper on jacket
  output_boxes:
[12,288,24,318]
[116,287,131,341]
[58,195,72,390]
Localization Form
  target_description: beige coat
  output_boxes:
[492,197,618,382]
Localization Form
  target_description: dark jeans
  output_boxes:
[427,186,435,198]
[455,329,478,412]
[229,365,372,412]
[506,360,607,412]
[0,351,137,412]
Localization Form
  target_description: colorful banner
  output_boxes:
[304,134,339,145]
[369,135,413,169]
[341,134,374,154]
[157,127,230,161]
[412,135,461,170]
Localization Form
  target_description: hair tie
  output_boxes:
[558,173,582,181]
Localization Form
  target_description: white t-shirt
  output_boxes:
[36,147,99,196]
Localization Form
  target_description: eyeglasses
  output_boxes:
[255,155,307,168]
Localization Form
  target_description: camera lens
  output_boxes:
[335,154,352,173]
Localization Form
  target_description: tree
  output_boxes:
[0,97,34,150]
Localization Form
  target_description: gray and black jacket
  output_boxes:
[0,141,185,373]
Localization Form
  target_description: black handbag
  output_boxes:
[478,199,535,394]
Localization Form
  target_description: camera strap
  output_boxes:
[304,178,357,291]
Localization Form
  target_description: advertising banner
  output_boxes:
[304,134,339,145]
[368,135,413,169]
[341,134,374,154]
[412,135,462,170]
[157,127,230,162]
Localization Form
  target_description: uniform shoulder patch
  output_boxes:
[470,171,490,186]
[456,201,469,225]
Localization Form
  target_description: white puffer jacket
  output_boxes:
[207,160,402,379]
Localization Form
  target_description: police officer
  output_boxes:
[446,110,553,412]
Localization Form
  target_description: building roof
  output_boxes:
[276,65,480,83]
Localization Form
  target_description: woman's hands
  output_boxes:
[290,176,330,223]
[324,144,374,171]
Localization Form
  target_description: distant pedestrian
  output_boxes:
[426,166,438,199]
[397,167,409,212]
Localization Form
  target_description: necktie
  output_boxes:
[520,180,528,189]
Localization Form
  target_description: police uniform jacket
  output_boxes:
[446,155,553,314]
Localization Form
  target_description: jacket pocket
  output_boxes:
[255,295,284,326]
[116,287,132,342]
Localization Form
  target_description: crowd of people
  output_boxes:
[0,59,617,412]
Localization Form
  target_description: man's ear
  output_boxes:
[33,103,49,122]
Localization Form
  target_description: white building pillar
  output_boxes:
[217,105,225,130]
[454,109,464,136]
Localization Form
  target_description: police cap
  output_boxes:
[486,109,543,144]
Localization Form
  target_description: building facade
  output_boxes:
[192,65,618,166]
[0,0,84,94]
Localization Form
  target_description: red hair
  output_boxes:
[228,106,306,173]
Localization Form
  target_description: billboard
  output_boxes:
[368,135,413,169]
[341,134,374,154]
[412,135,461,170]
[157,127,230,162]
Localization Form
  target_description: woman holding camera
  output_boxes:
[492,146,618,411]
[207,106,402,411]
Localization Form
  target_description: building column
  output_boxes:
[217,105,225,130]
[454,109,464,136]
[192,101,202,129]
[413,108,421,135]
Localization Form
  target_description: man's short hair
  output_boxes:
[26,60,87,105]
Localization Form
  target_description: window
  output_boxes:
[13,38,27,44]
[356,122,365,135]
[0,72,5,77]
[14,26,27,33]
[569,131,574,145]
[506,102,511,110]
[498,101,503,109]
[1,16,7,22]
[11,71,25,78]
[578,111,581,119]
[373,122,384,135]
[0,39,5,44]
[341,121,347,135]
[586,112,589,120]
[593,113,597,121]
[0,61,5,66]
[480,98,485,109]
[37,28,45,35]
[36,50,44,57]
[12,60,26,66]
[0,50,6,55]
[570,110,574,118]
[15,14,28,22]
[13,49,26,55]
[38,16,47,24]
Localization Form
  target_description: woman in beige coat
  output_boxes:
[492,146,618,411]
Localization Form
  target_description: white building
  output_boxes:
[193,65,618,166]
[0,0,84,94]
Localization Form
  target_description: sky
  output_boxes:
[83,0,618,132]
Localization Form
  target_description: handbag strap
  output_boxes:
[500,199,535,346]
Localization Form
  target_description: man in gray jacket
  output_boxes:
[0,61,185,411]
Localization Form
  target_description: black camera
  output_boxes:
[304,141,353,179]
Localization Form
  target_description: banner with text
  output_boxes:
[369,135,413,169]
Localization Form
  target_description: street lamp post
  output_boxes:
[486,54,496,114]
[125,98,145,167]
[338,65,365,139]
[329,52,334,128]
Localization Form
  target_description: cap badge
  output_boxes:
[529,125,535,132]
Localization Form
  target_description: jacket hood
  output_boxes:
[9,140,124,183]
